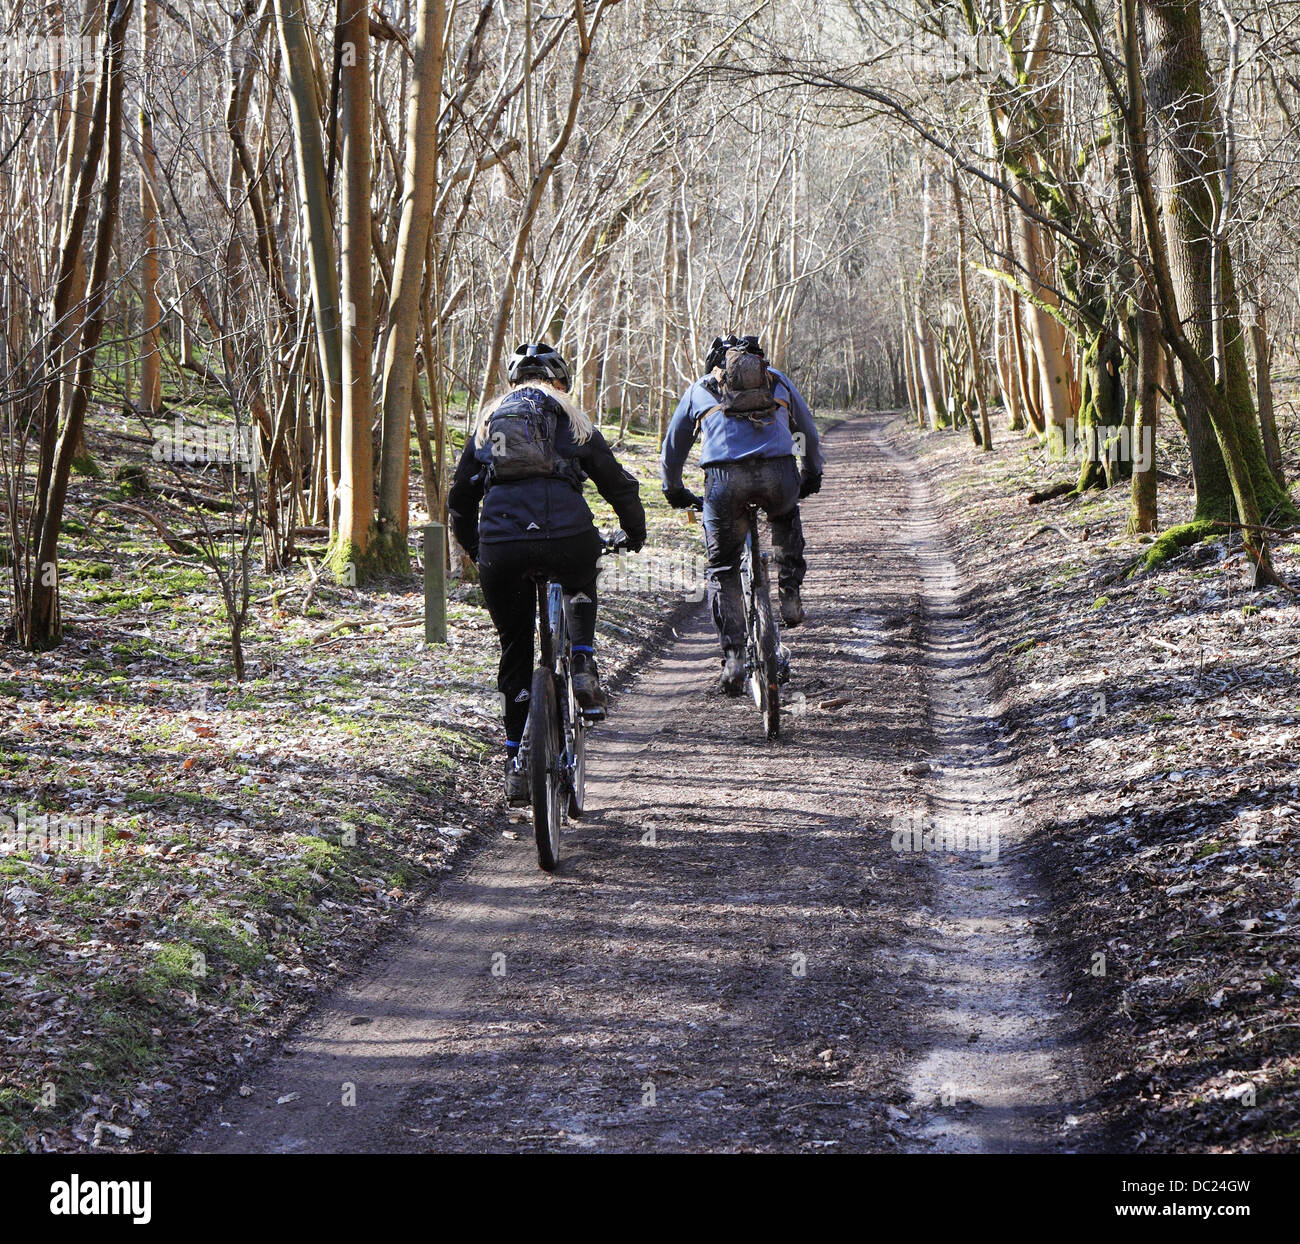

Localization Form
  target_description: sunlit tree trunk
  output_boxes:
[28,0,133,648]
[138,0,162,415]
[953,170,992,450]
[275,0,343,519]
[1130,276,1159,533]
[59,0,105,476]
[376,0,446,569]
[329,0,376,580]
[1001,1,1075,451]
[1249,307,1283,486]
[1141,0,1289,528]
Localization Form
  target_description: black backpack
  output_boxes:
[484,387,559,482]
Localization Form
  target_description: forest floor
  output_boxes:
[3,406,1299,1153]
[918,410,1300,1153]
[0,406,694,1152]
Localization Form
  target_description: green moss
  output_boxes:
[63,560,114,582]
[296,834,343,869]
[179,918,268,975]
[144,942,203,993]
[367,527,412,578]
[1134,520,1219,574]
[111,463,151,498]
[325,529,408,585]
[0,1087,41,1152]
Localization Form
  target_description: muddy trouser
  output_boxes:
[477,529,602,745]
[702,456,805,651]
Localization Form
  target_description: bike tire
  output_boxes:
[566,676,586,819]
[753,590,781,739]
[529,667,564,871]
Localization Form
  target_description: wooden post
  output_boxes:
[423,522,446,644]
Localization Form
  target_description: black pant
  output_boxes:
[477,529,602,744]
[703,457,806,650]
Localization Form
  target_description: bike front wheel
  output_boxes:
[529,667,564,871]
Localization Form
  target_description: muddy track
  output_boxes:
[184,413,1090,1154]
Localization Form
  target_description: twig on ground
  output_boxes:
[1016,523,1074,547]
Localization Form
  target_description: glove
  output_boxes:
[799,470,822,500]
[663,484,704,510]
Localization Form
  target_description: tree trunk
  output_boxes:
[913,169,945,428]
[59,0,106,476]
[138,0,162,414]
[1000,3,1076,452]
[1121,0,1291,580]
[1251,309,1283,486]
[1074,324,1127,491]
[376,0,446,568]
[28,0,134,648]
[1141,0,1290,529]
[275,0,343,520]
[952,170,992,450]
[329,0,376,580]
[1130,282,1159,532]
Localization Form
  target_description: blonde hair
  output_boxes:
[474,379,594,445]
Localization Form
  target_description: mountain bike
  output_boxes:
[522,529,629,872]
[739,508,787,740]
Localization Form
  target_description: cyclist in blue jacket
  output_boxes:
[660,334,823,695]
[449,343,646,803]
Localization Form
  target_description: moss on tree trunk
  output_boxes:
[1145,0,1294,533]
[1074,325,1127,493]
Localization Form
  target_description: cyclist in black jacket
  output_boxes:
[448,343,646,803]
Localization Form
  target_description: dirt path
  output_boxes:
[184,413,1089,1154]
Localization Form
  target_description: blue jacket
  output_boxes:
[447,389,645,559]
[660,367,823,491]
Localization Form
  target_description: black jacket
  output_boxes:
[447,395,645,560]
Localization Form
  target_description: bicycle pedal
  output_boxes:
[581,705,607,722]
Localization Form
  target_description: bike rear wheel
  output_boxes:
[529,667,564,871]
[741,528,781,740]
[750,589,781,739]
[565,674,586,819]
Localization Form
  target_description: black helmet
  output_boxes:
[507,342,572,389]
[705,333,763,372]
